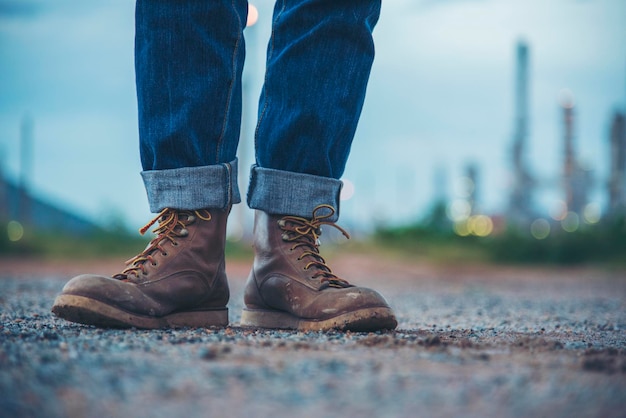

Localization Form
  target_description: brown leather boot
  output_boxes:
[241,205,397,332]
[52,208,230,329]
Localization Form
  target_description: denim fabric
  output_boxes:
[135,0,247,170]
[134,0,381,219]
[247,165,342,222]
[254,0,381,179]
[142,159,241,212]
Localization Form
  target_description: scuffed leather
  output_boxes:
[244,210,392,320]
[60,209,230,317]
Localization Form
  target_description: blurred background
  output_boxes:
[1,0,625,264]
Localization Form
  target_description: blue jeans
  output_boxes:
[136,0,381,222]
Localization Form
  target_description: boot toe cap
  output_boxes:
[60,274,153,311]
[324,286,392,314]
[62,274,128,298]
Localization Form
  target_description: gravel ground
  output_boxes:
[1,255,625,418]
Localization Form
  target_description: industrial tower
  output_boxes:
[608,111,626,217]
[560,92,591,216]
[508,41,535,225]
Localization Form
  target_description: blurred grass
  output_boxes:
[0,227,254,261]
[321,231,490,267]
[370,216,626,267]
[2,214,625,268]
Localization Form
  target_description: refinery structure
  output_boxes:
[452,40,626,239]
[507,42,536,226]
[608,111,626,217]
[502,40,626,235]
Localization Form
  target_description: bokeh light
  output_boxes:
[468,215,494,237]
[549,200,568,221]
[582,202,601,224]
[561,211,580,232]
[341,178,355,201]
[453,220,470,237]
[453,215,493,237]
[7,221,24,242]
[447,199,471,222]
[530,218,550,239]
[247,4,259,27]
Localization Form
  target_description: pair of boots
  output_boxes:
[51,205,397,332]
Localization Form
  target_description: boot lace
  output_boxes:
[278,204,352,289]
[113,208,211,282]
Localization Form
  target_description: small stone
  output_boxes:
[200,345,231,361]
[424,335,441,347]
[476,353,490,361]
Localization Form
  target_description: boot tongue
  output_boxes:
[112,209,200,283]
[112,272,135,282]
[278,212,353,289]
[320,278,353,289]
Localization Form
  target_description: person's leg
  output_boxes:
[248,0,381,221]
[138,0,246,212]
[243,0,397,331]
[52,0,248,329]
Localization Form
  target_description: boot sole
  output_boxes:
[52,294,228,329]
[240,306,397,332]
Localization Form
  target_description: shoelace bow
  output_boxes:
[279,204,352,289]
[113,208,211,282]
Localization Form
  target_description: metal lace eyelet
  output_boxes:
[151,262,157,267]
[172,241,179,247]
[161,252,168,257]
[179,229,189,237]
[187,215,196,222]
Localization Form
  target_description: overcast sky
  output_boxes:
[1,0,625,232]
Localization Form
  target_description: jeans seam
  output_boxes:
[224,161,232,209]
[214,0,244,164]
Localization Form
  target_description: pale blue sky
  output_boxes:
[1,0,624,232]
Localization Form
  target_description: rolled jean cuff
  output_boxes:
[247,165,342,222]
[141,159,241,213]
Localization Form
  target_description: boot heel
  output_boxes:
[240,308,300,330]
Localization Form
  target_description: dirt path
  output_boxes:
[1,255,625,417]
